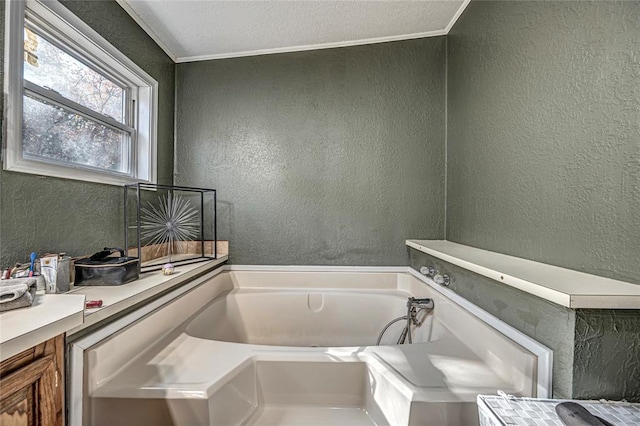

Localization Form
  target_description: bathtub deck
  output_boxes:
[245,405,377,425]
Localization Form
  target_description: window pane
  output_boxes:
[23,94,130,173]
[23,26,126,123]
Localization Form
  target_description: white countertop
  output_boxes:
[68,257,227,335]
[0,293,86,361]
[0,257,227,361]
[407,239,640,309]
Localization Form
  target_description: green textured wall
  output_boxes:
[573,309,640,401]
[446,1,640,284]
[0,1,175,265]
[175,38,446,265]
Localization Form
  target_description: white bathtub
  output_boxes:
[186,288,440,347]
[84,268,550,426]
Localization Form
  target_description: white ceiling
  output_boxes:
[117,0,470,63]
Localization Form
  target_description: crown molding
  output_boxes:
[114,0,177,62]
[175,30,447,63]
[445,0,472,33]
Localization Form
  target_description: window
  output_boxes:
[4,0,158,185]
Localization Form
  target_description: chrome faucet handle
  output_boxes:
[419,266,435,276]
[433,273,450,287]
[408,297,434,310]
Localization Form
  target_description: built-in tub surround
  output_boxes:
[81,269,548,426]
[408,247,640,402]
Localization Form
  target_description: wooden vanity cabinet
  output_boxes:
[0,335,64,426]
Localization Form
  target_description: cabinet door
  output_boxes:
[0,336,64,426]
[0,385,34,425]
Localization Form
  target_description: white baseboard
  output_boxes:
[225,265,409,273]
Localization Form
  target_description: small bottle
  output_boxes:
[162,263,175,276]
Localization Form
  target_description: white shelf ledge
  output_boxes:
[406,240,640,309]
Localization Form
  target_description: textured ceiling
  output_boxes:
[117,0,469,62]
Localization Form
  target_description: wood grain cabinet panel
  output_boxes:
[0,335,64,426]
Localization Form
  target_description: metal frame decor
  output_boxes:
[124,183,217,272]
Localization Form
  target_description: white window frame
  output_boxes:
[3,0,158,186]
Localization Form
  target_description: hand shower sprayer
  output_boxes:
[376,297,435,345]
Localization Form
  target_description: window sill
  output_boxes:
[3,156,154,187]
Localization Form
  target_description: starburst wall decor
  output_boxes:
[124,183,218,273]
[140,193,199,261]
